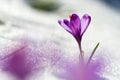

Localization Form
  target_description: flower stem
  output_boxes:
[78,41,84,64]
[87,43,100,65]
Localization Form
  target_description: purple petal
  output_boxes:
[63,19,70,27]
[63,19,72,29]
[58,20,72,33]
[81,14,91,36]
[70,14,81,30]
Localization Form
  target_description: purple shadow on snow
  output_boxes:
[0,40,63,80]
[53,58,107,80]
[0,42,44,80]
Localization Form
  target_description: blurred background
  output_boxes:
[0,0,120,80]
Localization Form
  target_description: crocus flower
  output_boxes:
[58,13,91,42]
[58,13,91,62]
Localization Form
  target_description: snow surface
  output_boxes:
[0,0,120,80]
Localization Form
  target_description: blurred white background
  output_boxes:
[0,0,120,80]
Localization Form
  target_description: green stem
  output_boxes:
[87,42,100,65]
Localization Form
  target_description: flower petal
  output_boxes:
[70,14,81,30]
[81,14,91,36]
[58,20,72,33]
[63,19,71,28]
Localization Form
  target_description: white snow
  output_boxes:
[0,0,120,80]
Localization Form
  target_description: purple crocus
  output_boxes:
[55,13,106,80]
[58,14,91,39]
[58,13,91,62]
